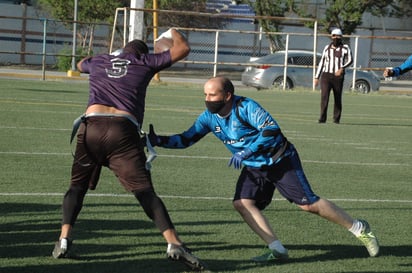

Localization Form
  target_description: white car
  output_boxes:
[241,50,380,93]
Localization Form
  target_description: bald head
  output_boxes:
[203,76,234,115]
[204,76,234,96]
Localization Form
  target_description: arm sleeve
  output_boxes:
[315,46,327,79]
[341,44,353,69]
[145,51,172,73]
[79,57,93,73]
[158,114,210,149]
[393,55,412,76]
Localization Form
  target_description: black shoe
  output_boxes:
[318,120,326,123]
[333,120,340,124]
[167,244,207,271]
[52,238,73,259]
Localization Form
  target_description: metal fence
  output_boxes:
[1,7,412,83]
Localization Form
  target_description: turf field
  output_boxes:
[0,78,411,273]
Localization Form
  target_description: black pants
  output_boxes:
[319,73,344,123]
[63,116,174,232]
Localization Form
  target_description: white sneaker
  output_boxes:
[356,220,380,257]
[167,244,206,271]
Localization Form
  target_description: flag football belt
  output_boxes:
[235,96,289,163]
[70,113,157,170]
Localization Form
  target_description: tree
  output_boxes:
[145,0,211,28]
[245,0,412,50]
[248,0,290,51]
[35,0,218,51]
[35,0,129,53]
[295,0,412,35]
[142,0,226,41]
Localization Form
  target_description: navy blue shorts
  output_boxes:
[233,148,320,210]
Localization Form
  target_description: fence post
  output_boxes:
[68,0,80,77]
[282,34,290,91]
[351,36,359,91]
[312,20,318,91]
[213,30,220,77]
[41,18,47,81]
[20,2,27,64]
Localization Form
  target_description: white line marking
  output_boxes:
[0,192,411,203]
[0,126,70,131]
[0,151,70,156]
[0,126,71,131]
[0,151,409,166]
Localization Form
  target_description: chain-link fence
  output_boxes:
[0,15,112,66]
[1,6,412,82]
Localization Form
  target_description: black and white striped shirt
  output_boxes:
[315,43,353,79]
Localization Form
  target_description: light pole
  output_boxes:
[153,0,160,81]
[153,0,158,40]
[68,0,80,77]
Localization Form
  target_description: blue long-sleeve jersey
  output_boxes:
[158,95,291,168]
[393,55,412,76]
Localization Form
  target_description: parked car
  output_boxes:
[241,50,380,93]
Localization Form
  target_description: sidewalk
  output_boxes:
[0,68,86,81]
[0,67,241,86]
[0,67,410,92]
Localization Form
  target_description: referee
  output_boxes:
[314,28,353,124]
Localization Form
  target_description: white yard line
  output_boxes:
[0,151,410,166]
[0,192,411,203]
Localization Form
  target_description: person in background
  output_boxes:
[51,28,206,271]
[147,76,380,263]
[314,28,353,124]
[383,55,412,77]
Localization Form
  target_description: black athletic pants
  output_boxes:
[319,72,344,123]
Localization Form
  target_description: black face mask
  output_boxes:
[332,38,342,47]
[205,100,226,114]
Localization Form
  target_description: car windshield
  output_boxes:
[254,54,284,64]
[290,55,313,65]
[254,52,320,66]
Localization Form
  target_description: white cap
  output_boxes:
[331,28,343,36]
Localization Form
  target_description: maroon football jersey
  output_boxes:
[80,51,172,124]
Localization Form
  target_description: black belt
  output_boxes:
[269,139,290,162]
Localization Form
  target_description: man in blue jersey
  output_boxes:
[51,28,206,271]
[383,55,412,77]
[314,28,353,124]
[147,76,379,262]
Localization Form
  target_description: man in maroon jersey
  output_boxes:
[51,29,206,271]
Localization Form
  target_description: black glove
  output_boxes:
[148,124,161,146]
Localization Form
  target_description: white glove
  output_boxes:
[155,28,174,42]
[145,133,158,170]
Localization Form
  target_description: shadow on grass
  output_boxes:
[1,243,411,273]
[0,258,202,273]
[286,243,412,261]
[2,202,411,272]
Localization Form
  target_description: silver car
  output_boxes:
[241,50,380,93]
